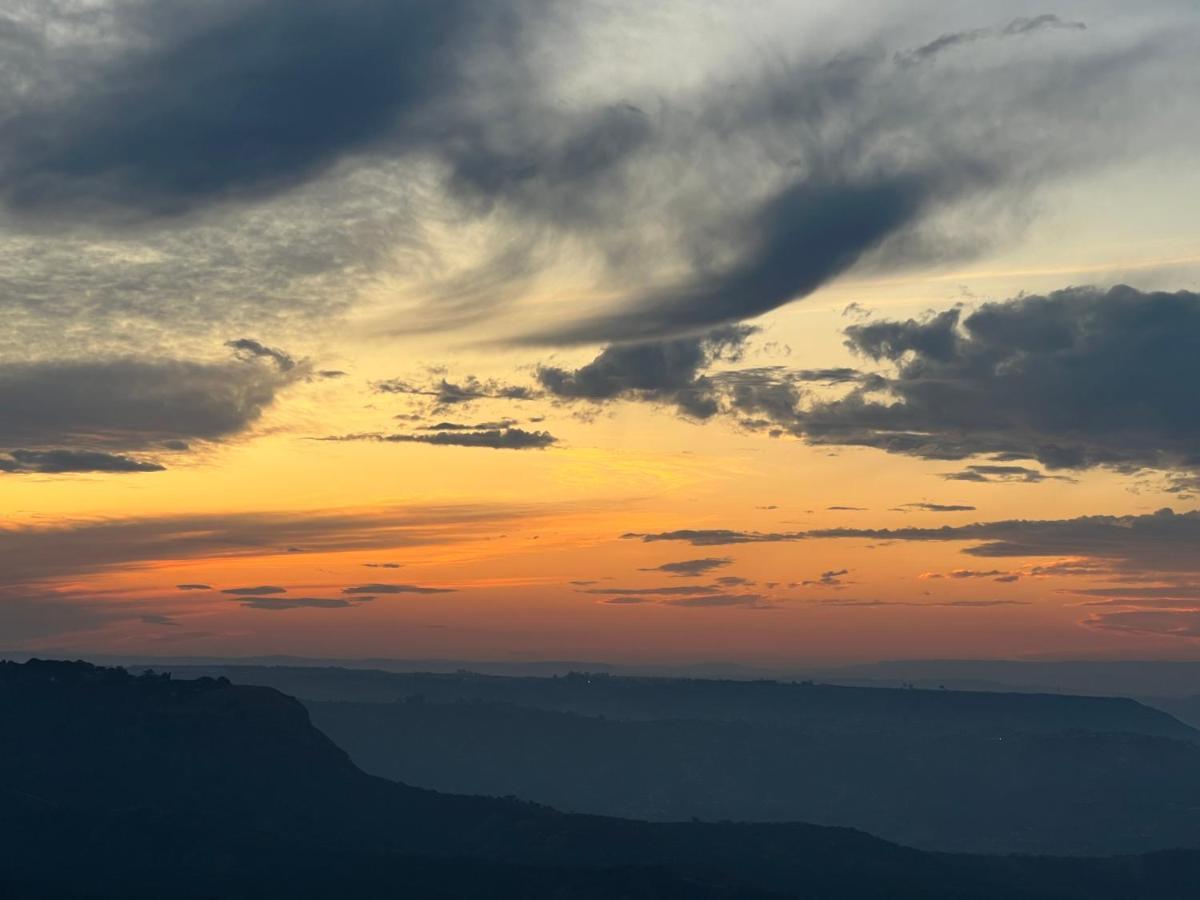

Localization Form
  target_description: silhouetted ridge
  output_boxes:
[1,659,361,831]
[4,659,1200,899]
[147,664,1198,739]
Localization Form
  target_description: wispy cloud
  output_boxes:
[319,428,556,450]
[638,557,734,577]
[0,503,544,586]
[626,508,1200,577]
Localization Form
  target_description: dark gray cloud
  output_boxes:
[535,288,1200,486]
[342,583,455,595]
[393,428,555,450]
[715,575,754,587]
[622,528,803,546]
[237,596,368,611]
[321,427,556,450]
[139,613,178,625]
[364,562,402,569]
[717,367,808,433]
[541,173,957,342]
[647,286,1200,480]
[422,419,518,431]
[513,16,1193,344]
[537,326,753,418]
[0,0,522,223]
[1027,560,1108,577]
[637,557,733,577]
[0,1,555,356]
[1003,14,1087,36]
[176,584,212,591]
[897,13,1086,66]
[791,286,1200,474]
[580,585,726,597]
[895,502,976,512]
[225,338,296,372]
[801,568,851,587]
[662,593,771,609]
[941,465,1073,484]
[921,569,1013,581]
[0,449,164,474]
[222,585,287,596]
[0,354,298,455]
[374,376,539,414]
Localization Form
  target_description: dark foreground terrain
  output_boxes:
[4,660,1200,899]
[146,664,1200,855]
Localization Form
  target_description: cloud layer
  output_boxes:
[3,2,1195,351]
[626,507,1200,575]
[799,286,1200,472]
[0,502,538,586]
[0,449,164,474]
[537,326,752,418]
[550,286,1200,483]
[0,352,300,469]
[321,427,556,450]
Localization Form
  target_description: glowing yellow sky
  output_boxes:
[8,245,1198,663]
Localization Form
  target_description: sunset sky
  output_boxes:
[3,0,1200,664]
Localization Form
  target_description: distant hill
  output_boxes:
[44,653,1200,694]
[17,651,1200,697]
[807,659,1200,729]
[306,696,1200,855]
[1148,695,1200,730]
[135,665,1198,740]
[0,650,787,679]
[5,658,1200,898]
[130,664,1200,855]
[819,660,1200,699]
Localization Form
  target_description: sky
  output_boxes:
[2,0,1200,665]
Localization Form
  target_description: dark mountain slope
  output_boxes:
[0,793,785,900]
